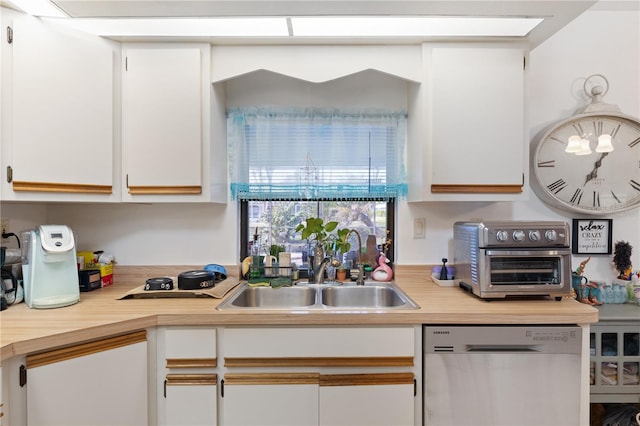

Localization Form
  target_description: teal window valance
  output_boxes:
[227,107,407,201]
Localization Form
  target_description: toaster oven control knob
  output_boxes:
[496,230,509,242]
[545,230,558,242]
[529,230,541,241]
[512,230,525,241]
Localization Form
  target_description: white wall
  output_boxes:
[0,203,47,236]
[2,4,639,283]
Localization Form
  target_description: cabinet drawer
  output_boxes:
[162,327,217,362]
[223,327,415,360]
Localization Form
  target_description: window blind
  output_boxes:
[227,107,407,200]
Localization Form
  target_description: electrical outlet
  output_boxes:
[1,218,9,237]
[413,218,426,239]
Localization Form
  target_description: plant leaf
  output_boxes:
[324,221,338,232]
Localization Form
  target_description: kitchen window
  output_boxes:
[240,199,395,267]
[229,107,405,266]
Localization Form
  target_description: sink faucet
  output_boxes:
[310,257,331,284]
[346,230,366,286]
[356,263,365,286]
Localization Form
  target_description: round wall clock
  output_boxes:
[531,75,640,215]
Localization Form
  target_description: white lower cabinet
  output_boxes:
[221,326,420,426]
[222,374,319,426]
[165,374,217,426]
[25,331,148,426]
[158,326,218,426]
[0,365,4,425]
[319,374,415,426]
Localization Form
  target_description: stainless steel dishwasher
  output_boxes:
[423,325,582,426]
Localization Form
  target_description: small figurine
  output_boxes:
[576,257,591,276]
[372,253,393,282]
[613,241,633,280]
[439,258,448,281]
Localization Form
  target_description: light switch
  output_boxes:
[413,218,426,239]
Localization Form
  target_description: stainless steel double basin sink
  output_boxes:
[217,281,419,311]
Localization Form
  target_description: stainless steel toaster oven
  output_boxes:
[453,221,572,300]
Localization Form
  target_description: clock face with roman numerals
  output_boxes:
[532,112,640,214]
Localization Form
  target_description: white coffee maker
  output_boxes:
[21,225,80,309]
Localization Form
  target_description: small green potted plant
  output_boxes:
[269,244,286,259]
[336,264,348,281]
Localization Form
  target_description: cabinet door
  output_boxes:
[122,45,204,199]
[164,326,217,362]
[0,365,3,425]
[319,373,415,426]
[222,374,319,426]
[165,374,217,426]
[431,47,524,191]
[25,331,147,426]
[7,16,115,201]
[408,45,527,201]
[158,327,217,425]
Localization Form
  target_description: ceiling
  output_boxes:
[1,0,602,47]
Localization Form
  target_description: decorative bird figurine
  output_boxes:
[575,256,591,277]
[372,253,393,282]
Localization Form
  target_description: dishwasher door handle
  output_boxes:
[465,344,540,352]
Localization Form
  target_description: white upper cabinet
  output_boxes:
[122,43,226,203]
[1,14,118,202]
[408,44,528,202]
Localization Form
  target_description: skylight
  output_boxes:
[47,16,544,38]
[10,0,544,38]
[291,17,543,37]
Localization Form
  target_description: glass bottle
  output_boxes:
[250,230,261,279]
[604,284,614,304]
[613,283,624,304]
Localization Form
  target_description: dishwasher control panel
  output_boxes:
[424,326,582,354]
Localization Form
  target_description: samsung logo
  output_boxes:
[432,331,450,335]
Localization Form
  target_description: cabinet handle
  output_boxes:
[12,181,112,194]
[128,185,202,195]
[224,356,413,368]
[166,358,217,369]
[19,364,27,387]
[166,374,217,386]
[6,166,12,183]
[431,184,522,194]
[319,373,414,387]
[27,331,146,369]
[224,373,320,386]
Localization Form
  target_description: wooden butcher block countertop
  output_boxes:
[0,265,598,360]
